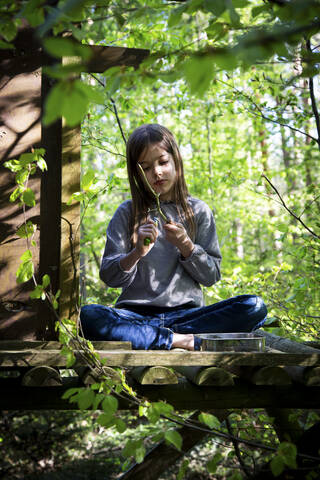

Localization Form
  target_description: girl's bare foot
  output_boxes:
[171,333,194,350]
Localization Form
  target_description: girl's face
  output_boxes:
[138,142,177,201]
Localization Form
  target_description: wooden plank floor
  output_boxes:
[1,349,320,367]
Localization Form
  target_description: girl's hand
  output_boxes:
[136,218,158,256]
[163,222,194,258]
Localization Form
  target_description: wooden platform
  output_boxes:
[1,336,320,410]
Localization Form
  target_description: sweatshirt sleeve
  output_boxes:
[99,202,138,288]
[179,200,222,287]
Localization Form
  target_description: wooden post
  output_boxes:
[0,29,149,339]
[59,122,81,321]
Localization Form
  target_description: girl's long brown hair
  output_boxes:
[126,124,196,244]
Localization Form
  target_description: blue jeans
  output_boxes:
[80,295,267,350]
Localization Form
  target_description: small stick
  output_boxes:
[136,164,170,223]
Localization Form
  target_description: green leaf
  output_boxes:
[60,346,76,367]
[97,412,114,427]
[184,56,215,97]
[0,39,14,49]
[77,388,95,409]
[16,169,29,186]
[102,395,118,415]
[198,412,221,429]
[134,445,146,464]
[92,393,105,410]
[251,4,269,18]
[22,188,36,207]
[207,452,223,474]
[114,418,127,433]
[270,455,285,477]
[232,0,249,7]
[30,285,44,299]
[203,0,226,17]
[82,169,96,191]
[16,260,34,284]
[16,221,36,238]
[20,249,33,263]
[43,37,92,61]
[44,79,104,127]
[0,19,17,42]
[164,430,182,451]
[42,274,50,288]
[61,387,80,400]
[168,4,186,27]
[177,459,189,480]
[278,442,297,469]
[10,187,22,202]
[37,157,47,171]
[123,439,145,463]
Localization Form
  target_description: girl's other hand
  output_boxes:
[136,217,158,256]
[163,222,194,258]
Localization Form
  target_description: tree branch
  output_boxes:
[262,175,320,240]
[306,39,320,151]
[226,418,252,477]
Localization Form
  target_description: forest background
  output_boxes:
[1,0,320,479]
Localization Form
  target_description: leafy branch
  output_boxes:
[262,174,320,240]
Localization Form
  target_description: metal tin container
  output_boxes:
[195,333,265,352]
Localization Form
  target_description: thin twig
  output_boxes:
[306,39,320,151]
[217,79,319,143]
[226,418,251,477]
[110,98,127,144]
[262,175,320,240]
[137,164,170,222]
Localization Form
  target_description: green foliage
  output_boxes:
[3,2,320,479]
[198,412,221,429]
[270,442,297,476]
[16,249,34,284]
[5,149,46,208]
[164,429,183,451]
[43,79,104,126]
[207,452,223,474]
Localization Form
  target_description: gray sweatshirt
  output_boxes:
[99,197,222,308]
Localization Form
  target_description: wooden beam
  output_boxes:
[258,330,320,354]
[21,366,62,386]
[0,340,131,350]
[130,366,178,385]
[174,366,234,386]
[1,382,320,410]
[1,350,320,368]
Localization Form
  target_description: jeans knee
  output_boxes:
[80,304,100,323]
[255,296,267,319]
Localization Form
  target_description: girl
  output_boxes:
[80,124,267,350]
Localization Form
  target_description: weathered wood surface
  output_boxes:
[77,366,122,385]
[0,340,132,350]
[258,330,320,354]
[228,366,292,386]
[174,366,234,386]
[284,366,320,386]
[1,381,320,410]
[130,366,178,385]
[21,366,62,387]
[1,349,320,367]
[60,122,81,321]
[0,58,41,340]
